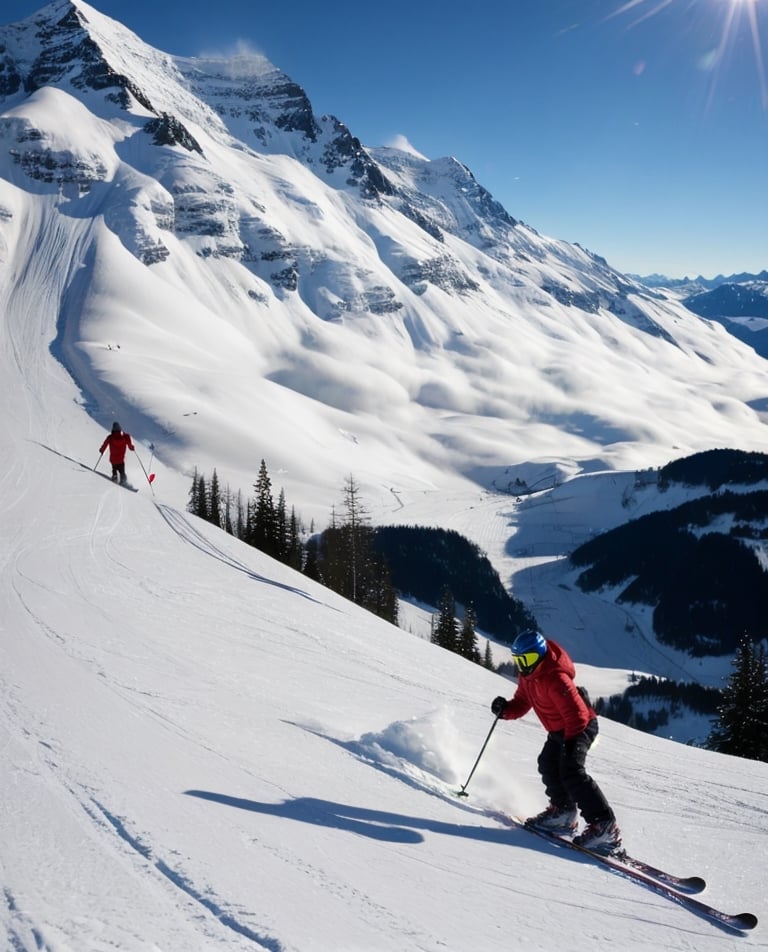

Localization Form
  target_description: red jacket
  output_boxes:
[100,431,135,464]
[500,639,594,739]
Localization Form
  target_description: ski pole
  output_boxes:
[456,715,500,798]
[146,443,156,486]
[94,451,104,471]
[135,450,155,493]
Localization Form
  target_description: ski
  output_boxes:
[494,813,757,934]
[616,854,705,893]
[111,480,139,492]
[94,471,139,492]
[497,813,704,891]
[528,823,705,893]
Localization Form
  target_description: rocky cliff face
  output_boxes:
[0,0,643,306]
[3,0,763,492]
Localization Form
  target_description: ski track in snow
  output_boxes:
[84,798,285,951]
[2,691,284,951]
[1,8,767,947]
[154,504,326,605]
[4,887,51,952]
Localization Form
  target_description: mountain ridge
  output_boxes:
[1,0,767,524]
[632,269,768,291]
[2,10,768,944]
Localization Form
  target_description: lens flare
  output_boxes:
[709,0,768,107]
[608,0,768,107]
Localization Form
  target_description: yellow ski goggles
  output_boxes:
[513,651,541,673]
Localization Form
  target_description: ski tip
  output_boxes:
[734,912,758,931]
[681,876,707,893]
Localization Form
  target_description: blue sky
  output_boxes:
[4,0,768,278]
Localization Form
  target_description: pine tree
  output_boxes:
[222,484,234,536]
[287,506,304,571]
[341,474,370,604]
[252,459,277,556]
[208,468,222,528]
[432,587,458,652]
[185,466,304,566]
[195,473,208,520]
[315,476,398,623]
[274,488,288,563]
[318,479,371,603]
[458,604,481,662]
[235,489,247,539]
[708,637,768,761]
[187,467,201,515]
[244,497,256,546]
[483,639,495,671]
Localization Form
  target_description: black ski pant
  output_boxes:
[537,717,614,824]
[111,462,126,482]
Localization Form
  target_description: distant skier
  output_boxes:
[491,629,622,854]
[99,421,135,485]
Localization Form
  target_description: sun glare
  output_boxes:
[609,0,768,107]
[713,0,768,106]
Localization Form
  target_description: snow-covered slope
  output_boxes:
[2,5,768,948]
[1,0,768,532]
[2,251,767,949]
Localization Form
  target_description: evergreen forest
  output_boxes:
[185,462,529,670]
[186,450,768,763]
[571,485,768,654]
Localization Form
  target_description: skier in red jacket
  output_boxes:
[491,629,621,854]
[99,422,135,485]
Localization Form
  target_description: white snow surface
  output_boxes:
[3,323,768,951]
[1,2,768,949]
[3,318,768,951]
[2,190,768,952]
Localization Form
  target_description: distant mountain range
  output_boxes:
[631,270,768,292]
[632,272,768,358]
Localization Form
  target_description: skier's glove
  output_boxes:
[491,696,508,717]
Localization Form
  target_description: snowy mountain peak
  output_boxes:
[2,0,165,106]
[3,7,768,948]
[1,2,768,520]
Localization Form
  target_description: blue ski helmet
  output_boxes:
[511,629,547,675]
